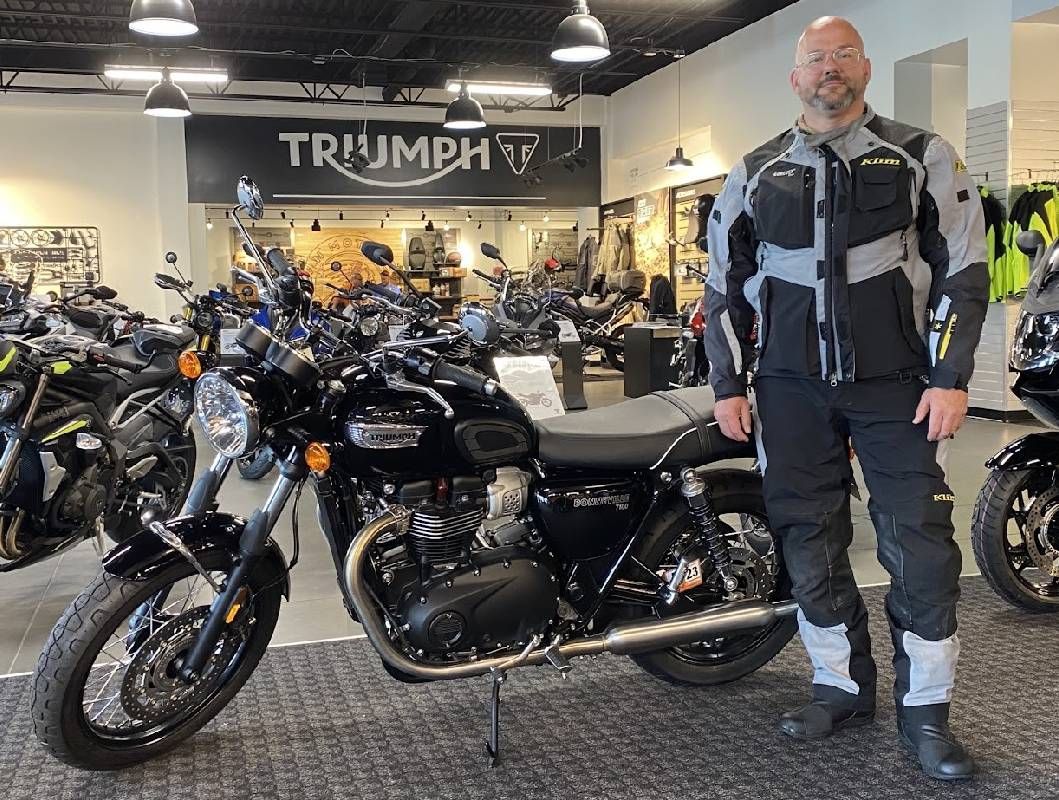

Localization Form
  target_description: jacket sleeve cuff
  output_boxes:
[711,376,748,400]
[929,367,968,391]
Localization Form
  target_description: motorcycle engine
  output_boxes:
[374,468,559,656]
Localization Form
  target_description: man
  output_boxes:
[705,17,988,781]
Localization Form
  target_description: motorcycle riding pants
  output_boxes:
[754,376,961,721]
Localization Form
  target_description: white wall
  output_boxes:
[603,0,1019,202]
[0,98,184,318]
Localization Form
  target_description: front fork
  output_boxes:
[0,372,50,495]
[179,451,233,516]
[178,459,303,681]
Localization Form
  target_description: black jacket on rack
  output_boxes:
[648,274,677,317]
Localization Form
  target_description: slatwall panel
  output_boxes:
[1010,101,1059,181]
[968,300,1021,413]
[966,102,1009,203]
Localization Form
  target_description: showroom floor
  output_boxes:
[0,375,1043,677]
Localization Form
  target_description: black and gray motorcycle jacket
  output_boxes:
[704,106,990,398]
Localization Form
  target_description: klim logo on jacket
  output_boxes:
[860,157,902,167]
[279,132,535,187]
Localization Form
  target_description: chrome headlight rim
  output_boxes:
[193,370,260,458]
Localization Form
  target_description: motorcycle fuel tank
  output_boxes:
[338,384,535,477]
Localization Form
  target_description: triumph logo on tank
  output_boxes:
[279,132,492,187]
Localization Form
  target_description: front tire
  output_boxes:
[32,553,281,769]
[629,472,797,685]
[971,468,1059,612]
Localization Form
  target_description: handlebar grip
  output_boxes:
[473,269,501,286]
[265,247,295,276]
[433,361,497,396]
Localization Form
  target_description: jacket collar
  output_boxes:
[793,103,876,149]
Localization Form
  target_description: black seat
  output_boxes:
[534,387,754,470]
[132,323,195,357]
[107,341,180,399]
[575,297,617,320]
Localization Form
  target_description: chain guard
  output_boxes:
[1024,485,1059,577]
[119,606,245,725]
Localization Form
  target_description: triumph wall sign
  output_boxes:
[184,115,602,207]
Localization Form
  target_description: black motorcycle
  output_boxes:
[0,319,197,569]
[973,230,1059,611]
[32,178,796,771]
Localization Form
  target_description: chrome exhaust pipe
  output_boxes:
[344,508,798,681]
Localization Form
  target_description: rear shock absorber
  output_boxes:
[680,468,739,594]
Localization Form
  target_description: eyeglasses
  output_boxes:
[797,46,863,70]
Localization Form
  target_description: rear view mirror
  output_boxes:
[165,251,178,265]
[1018,230,1046,257]
[330,262,344,272]
[236,176,265,220]
[92,285,118,300]
[360,241,394,266]
[481,243,501,260]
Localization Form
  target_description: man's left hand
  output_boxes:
[913,388,968,441]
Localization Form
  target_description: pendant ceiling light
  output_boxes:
[551,1,610,63]
[665,55,694,171]
[444,83,486,129]
[144,68,191,118]
[129,0,199,37]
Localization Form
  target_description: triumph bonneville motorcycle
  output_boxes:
[973,229,1059,611]
[32,177,797,771]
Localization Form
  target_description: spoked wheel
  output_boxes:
[972,468,1059,612]
[32,553,281,769]
[630,475,797,685]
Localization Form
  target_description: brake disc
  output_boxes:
[1023,486,1059,578]
[120,606,245,725]
[704,546,774,600]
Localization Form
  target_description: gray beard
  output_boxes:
[806,84,855,112]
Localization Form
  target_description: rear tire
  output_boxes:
[629,471,797,686]
[32,553,281,769]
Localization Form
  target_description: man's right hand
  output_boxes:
[715,395,753,442]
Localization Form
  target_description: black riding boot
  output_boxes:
[778,699,875,740]
[897,704,975,780]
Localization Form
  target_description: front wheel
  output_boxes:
[629,473,797,685]
[32,553,281,769]
[971,468,1059,612]
[237,447,275,481]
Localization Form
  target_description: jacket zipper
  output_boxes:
[822,146,838,386]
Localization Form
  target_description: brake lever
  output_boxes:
[385,370,455,419]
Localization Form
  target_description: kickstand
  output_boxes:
[486,671,504,768]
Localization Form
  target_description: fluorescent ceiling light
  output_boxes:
[105,65,227,83]
[445,80,552,97]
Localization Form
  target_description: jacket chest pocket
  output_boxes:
[754,162,816,250]
[848,158,914,246]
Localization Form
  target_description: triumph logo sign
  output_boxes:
[184,115,602,206]
[280,132,491,188]
[496,133,540,176]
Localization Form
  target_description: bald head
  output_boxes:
[789,15,871,126]
[795,16,865,66]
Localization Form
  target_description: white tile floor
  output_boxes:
[0,374,1043,675]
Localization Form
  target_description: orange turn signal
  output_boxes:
[178,351,203,380]
[305,442,331,473]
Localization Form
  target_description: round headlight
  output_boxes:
[193,372,259,457]
[359,316,381,337]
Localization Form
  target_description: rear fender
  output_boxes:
[985,432,1059,471]
[103,511,291,600]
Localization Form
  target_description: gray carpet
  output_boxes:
[0,577,1057,800]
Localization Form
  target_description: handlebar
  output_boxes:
[87,346,146,373]
[473,269,501,286]
[432,360,498,396]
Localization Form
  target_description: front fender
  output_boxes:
[103,512,291,600]
[985,432,1059,471]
